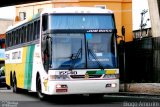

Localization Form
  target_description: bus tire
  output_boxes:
[10,72,13,87]
[12,74,20,93]
[36,76,46,100]
[6,85,11,90]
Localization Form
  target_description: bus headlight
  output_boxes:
[111,83,117,88]
[49,75,70,80]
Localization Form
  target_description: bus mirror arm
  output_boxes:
[116,35,123,39]
[114,29,117,34]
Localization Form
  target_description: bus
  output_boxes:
[5,7,119,99]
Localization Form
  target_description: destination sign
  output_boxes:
[87,29,113,33]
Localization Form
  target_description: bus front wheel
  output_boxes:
[36,76,46,100]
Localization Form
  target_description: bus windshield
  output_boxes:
[51,33,117,70]
[49,14,115,29]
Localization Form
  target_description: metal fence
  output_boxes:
[118,37,160,83]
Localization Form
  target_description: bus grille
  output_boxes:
[70,75,102,79]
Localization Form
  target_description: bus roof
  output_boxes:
[6,7,113,32]
[41,7,113,14]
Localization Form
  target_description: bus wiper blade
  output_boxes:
[70,48,82,60]
[88,49,104,70]
[69,40,83,70]
[68,48,82,70]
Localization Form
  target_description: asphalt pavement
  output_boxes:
[0,87,160,107]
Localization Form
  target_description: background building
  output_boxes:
[0,18,13,67]
[15,0,132,42]
[132,0,152,39]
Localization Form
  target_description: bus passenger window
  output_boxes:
[31,23,34,41]
[27,24,30,42]
[33,21,37,40]
[23,27,26,43]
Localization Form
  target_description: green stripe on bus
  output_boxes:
[95,70,105,75]
[24,45,35,89]
[86,71,96,75]
[86,70,105,75]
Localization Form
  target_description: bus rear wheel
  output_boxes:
[36,76,46,100]
[6,85,11,90]
[12,75,20,93]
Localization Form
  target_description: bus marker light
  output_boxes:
[43,79,48,91]
[56,84,61,88]
[56,84,68,88]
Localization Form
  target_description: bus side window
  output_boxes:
[8,33,10,47]
[5,34,8,48]
[24,26,27,43]
[14,31,17,45]
[27,24,30,42]
[15,30,17,45]
[12,31,15,46]
[20,28,22,43]
[17,29,21,44]
[31,23,34,41]
[33,21,37,40]
[11,32,13,46]
[9,33,11,47]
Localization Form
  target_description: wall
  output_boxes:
[0,19,13,34]
[148,0,160,37]
[16,1,52,21]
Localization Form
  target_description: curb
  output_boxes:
[120,83,160,94]
[105,92,160,98]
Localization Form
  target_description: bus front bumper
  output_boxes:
[44,79,119,95]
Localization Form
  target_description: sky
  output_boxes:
[0,6,15,19]
[132,0,151,30]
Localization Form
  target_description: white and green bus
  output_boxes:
[5,7,119,99]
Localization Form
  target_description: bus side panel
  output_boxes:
[5,63,12,86]
[17,47,27,89]
[31,44,44,92]
[6,45,36,90]
[5,48,27,89]
[24,45,35,90]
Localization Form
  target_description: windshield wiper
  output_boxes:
[70,48,82,60]
[68,40,83,70]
